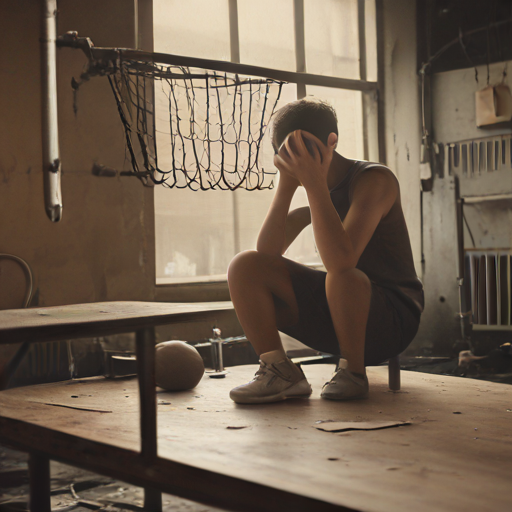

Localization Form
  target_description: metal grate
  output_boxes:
[465,249,512,329]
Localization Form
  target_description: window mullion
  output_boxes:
[358,0,370,161]
[228,0,240,63]
[376,0,387,164]
[229,0,241,255]
[294,0,307,99]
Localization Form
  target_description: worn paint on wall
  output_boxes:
[432,60,512,143]
[414,177,461,355]
[0,0,156,308]
[382,0,422,276]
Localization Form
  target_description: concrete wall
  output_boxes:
[432,62,512,143]
[0,0,154,309]
[0,1,238,382]
[380,0,437,356]
[381,0,422,276]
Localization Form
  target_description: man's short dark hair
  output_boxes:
[271,98,338,150]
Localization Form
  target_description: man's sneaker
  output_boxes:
[320,359,369,400]
[230,357,312,404]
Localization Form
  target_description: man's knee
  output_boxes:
[228,250,286,286]
[228,250,268,283]
[325,267,371,294]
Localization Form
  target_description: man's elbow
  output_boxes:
[255,241,282,257]
[323,250,358,274]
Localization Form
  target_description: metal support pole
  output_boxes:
[136,327,162,512]
[375,0,387,164]
[454,177,472,344]
[228,0,240,64]
[294,0,307,99]
[228,0,242,255]
[29,452,51,512]
[134,0,139,49]
[41,0,63,222]
[358,0,370,161]
[388,356,401,391]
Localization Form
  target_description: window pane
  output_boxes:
[155,188,235,280]
[238,0,296,71]
[305,86,364,159]
[365,0,378,82]
[153,0,230,60]
[153,79,237,281]
[234,83,298,254]
[304,0,359,79]
[285,186,323,266]
[153,80,296,281]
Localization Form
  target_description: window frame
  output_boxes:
[152,0,386,292]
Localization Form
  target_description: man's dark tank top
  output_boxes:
[330,161,424,313]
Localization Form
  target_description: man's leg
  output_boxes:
[227,251,312,404]
[325,268,372,376]
[227,250,300,356]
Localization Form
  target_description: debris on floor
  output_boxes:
[314,420,411,433]
[27,400,112,413]
[0,445,229,512]
[400,343,512,384]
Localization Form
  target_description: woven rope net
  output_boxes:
[107,59,284,190]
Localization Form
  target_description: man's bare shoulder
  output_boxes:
[349,164,398,217]
[352,164,399,197]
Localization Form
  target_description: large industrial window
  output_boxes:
[154,0,378,284]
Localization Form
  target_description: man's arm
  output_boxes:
[283,206,311,254]
[274,130,397,272]
[343,169,398,260]
[306,168,397,272]
[256,175,300,256]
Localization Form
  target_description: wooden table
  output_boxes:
[2,302,512,512]
[0,301,239,512]
[2,362,512,512]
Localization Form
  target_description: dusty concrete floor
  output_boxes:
[0,446,226,512]
[400,353,512,384]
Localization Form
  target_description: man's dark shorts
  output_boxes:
[279,258,421,366]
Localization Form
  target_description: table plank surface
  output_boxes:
[1,365,511,512]
[0,301,233,344]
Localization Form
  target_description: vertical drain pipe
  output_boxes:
[41,0,62,222]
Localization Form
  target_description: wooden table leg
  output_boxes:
[29,452,51,512]
[144,487,163,510]
[388,355,401,391]
[136,327,162,512]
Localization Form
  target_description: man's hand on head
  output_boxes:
[273,130,338,190]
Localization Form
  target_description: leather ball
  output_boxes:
[155,340,205,391]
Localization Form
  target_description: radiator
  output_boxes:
[465,249,512,329]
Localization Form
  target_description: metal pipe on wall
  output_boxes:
[41,0,63,222]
